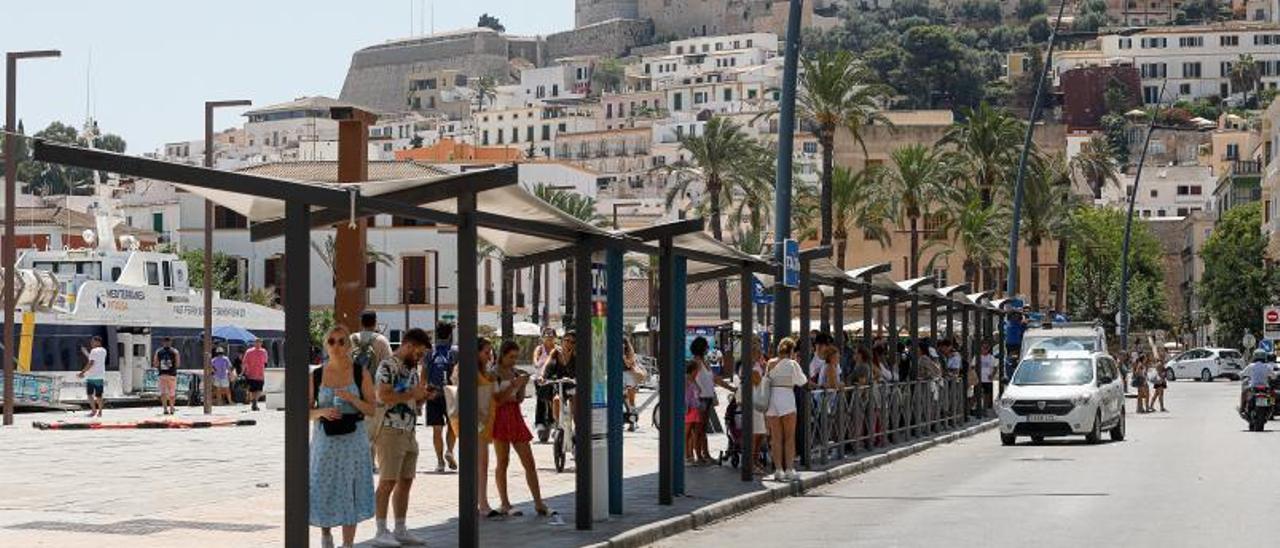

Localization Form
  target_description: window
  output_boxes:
[1143,86,1161,104]
[1221,35,1239,47]
[526,126,534,142]
[673,92,683,111]
[1180,83,1191,95]
[1191,186,1202,195]
[264,256,285,303]
[1177,36,1203,47]
[162,261,172,288]
[1226,143,1239,160]
[802,142,818,154]
[1182,62,1201,78]
[1177,207,1189,216]
[747,89,758,99]
[1118,37,1132,49]
[401,256,426,304]
[1221,61,1234,77]
[212,205,247,229]
[541,125,551,140]
[1140,37,1167,48]
[1140,63,1167,79]
[1177,185,1189,195]
[152,212,164,233]
[1157,209,1166,216]
[723,88,732,101]
[366,262,377,289]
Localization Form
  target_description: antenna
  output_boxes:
[409,0,414,36]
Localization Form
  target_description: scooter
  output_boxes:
[1242,385,1274,432]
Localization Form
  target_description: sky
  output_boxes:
[1,0,572,154]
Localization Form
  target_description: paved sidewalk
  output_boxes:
[0,396,990,547]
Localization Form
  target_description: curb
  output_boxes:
[588,419,998,548]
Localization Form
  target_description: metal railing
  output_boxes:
[803,378,968,466]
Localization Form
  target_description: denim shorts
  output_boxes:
[85,379,105,398]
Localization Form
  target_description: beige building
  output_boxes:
[832,111,1068,310]
[1260,99,1280,259]
[1180,211,1217,346]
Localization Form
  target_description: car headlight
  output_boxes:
[999,396,1016,408]
[1071,393,1093,406]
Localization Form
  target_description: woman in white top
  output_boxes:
[737,338,769,475]
[765,337,808,482]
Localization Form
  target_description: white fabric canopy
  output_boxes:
[496,321,542,337]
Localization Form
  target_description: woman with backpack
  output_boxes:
[309,324,376,548]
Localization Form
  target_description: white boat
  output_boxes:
[5,142,284,404]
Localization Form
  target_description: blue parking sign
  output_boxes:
[783,239,799,288]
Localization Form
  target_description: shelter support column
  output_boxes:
[797,260,811,470]
[284,201,310,547]
[456,192,479,548]
[739,266,755,483]
[607,248,624,514]
[501,268,514,342]
[573,245,594,530]
[657,239,674,505]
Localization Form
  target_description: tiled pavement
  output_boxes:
[0,395,978,547]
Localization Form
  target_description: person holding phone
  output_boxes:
[491,340,551,517]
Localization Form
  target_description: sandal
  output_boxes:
[535,504,553,517]
[499,505,524,517]
[485,509,505,519]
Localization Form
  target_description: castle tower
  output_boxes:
[575,0,640,28]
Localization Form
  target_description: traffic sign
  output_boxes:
[751,276,773,305]
[782,239,799,289]
[1243,332,1257,350]
[1265,306,1280,339]
[1261,340,1274,354]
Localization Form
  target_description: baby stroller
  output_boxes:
[718,393,743,468]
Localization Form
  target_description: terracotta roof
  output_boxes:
[234,161,452,183]
[4,207,156,237]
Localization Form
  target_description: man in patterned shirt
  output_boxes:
[370,328,434,547]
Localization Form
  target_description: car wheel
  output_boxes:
[1000,433,1017,446]
[1110,407,1126,441]
[1200,369,1212,382]
[1085,411,1102,444]
[1165,370,1176,382]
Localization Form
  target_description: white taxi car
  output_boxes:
[998,350,1126,446]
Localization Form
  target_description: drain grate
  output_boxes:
[8,518,274,536]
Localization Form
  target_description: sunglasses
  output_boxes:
[327,337,349,347]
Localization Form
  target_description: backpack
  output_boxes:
[352,332,377,374]
[430,345,453,386]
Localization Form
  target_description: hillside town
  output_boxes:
[4,1,1280,546]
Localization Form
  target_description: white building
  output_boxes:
[1099,23,1280,104]
[474,103,597,158]
[1102,165,1215,219]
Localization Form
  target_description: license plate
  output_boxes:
[1028,414,1057,422]
[1255,397,1270,406]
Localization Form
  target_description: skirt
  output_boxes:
[490,402,533,443]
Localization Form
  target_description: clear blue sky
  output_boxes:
[1,0,572,154]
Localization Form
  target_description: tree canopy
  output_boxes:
[477,13,505,32]
[1066,207,1168,332]
[1199,203,1279,348]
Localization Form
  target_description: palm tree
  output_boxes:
[1020,155,1075,311]
[1070,134,1121,200]
[939,102,1025,205]
[1230,54,1261,107]
[310,234,395,278]
[881,145,958,278]
[474,76,497,112]
[798,50,893,247]
[661,116,774,319]
[531,183,609,227]
[951,190,1008,293]
[830,166,892,269]
[591,58,626,96]
[790,181,821,242]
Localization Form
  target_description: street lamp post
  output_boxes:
[1119,86,1173,355]
[203,99,251,415]
[4,49,60,426]
[773,0,804,340]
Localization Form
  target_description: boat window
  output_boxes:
[162,262,173,288]
[79,262,102,280]
[133,344,147,358]
[33,261,55,272]
[145,262,160,286]
[56,262,77,276]
[111,267,122,281]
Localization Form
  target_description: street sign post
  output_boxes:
[1263,306,1280,341]
[751,276,773,305]
[782,239,799,289]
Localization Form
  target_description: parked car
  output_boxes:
[1164,347,1245,382]
[997,350,1126,446]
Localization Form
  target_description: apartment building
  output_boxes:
[1099,23,1280,103]
[404,69,473,120]
[1261,98,1280,259]
[1105,166,1214,219]
[474,102,597,159]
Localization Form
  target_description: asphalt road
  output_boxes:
[655,380,1278,548]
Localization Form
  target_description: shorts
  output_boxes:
[246,379,265,392]
[700,397,717,425]
[85,379,104,398]
[623,370,639,388]
[374,428,419,480]
[212,377,230,389]
[158,375,178,399]
[425,395,447,426]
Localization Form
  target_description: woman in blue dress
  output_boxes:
[310,324,377,548]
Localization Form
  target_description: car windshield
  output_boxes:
[1011,359,1094,386]
[1024,335,1096,353]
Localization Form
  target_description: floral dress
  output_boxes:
[309,381,375,528]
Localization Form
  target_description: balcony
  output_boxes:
[1230,159,1262,176]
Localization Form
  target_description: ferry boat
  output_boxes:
[6,201,284,405]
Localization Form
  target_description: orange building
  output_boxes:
[393,138,522,162]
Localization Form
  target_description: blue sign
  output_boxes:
[1261,340,1274,353]
[783,239,800,289]
[751,276,773,305]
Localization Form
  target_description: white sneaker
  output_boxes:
[435,462,446,473]
[394,529,426,546]
[773,470,784,482]
[369,530,401,547]
[786,469,799,481]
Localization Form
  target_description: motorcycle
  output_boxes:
[1243,385,1274,432]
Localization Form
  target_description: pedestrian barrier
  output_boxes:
[32,418,257,430]
[803,378,967,466]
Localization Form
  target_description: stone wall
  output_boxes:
[548,18,654,60]
[576,0,641,27]
[340,29,539,113]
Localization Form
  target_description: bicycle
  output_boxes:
[541,378,577,473]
